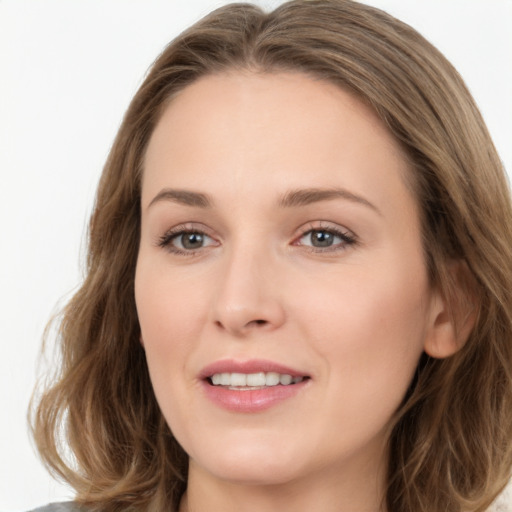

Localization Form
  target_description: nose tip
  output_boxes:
[211,254,286,337]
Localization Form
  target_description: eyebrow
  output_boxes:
[148,188,212,209]
[279,187,381,215]
[147,186,380,215]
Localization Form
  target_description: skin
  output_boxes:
[135,71,456,512]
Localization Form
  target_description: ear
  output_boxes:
[139,334,145,349]
[424,260,479,359]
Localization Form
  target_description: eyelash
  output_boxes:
[156,224,357,255]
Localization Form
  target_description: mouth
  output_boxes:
[199,359,310,412]
[208,372,308,389]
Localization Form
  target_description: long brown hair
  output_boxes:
[30,1,512,511]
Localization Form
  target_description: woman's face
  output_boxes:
[135,72,442,489]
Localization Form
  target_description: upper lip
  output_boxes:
[199,359,309,379]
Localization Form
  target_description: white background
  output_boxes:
[1,1,511,510]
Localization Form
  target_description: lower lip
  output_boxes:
[201,380,308,413]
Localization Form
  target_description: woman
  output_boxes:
[30,1,512,511]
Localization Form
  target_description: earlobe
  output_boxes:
[140,334,145,349]
[423,260,479,359]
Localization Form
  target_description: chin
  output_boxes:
[199,459,304,487]
[186,433,309,486]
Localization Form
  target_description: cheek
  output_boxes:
[297,261,428,341]
[136,254,207,340]
[134,263,209,449]
[293,261,429,412]
[134,259,208,391]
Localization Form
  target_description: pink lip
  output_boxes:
[199,359,310,413]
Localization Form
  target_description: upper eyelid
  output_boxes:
[293,221,355,238]
[159,222,216,238]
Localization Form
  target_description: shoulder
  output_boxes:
[28,503,87,512]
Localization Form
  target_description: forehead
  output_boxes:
[142,71,414,217]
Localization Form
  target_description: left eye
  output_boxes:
[298,229,354,249]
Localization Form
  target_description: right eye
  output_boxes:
[158,229,218,254]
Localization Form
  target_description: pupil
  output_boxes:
[182,233,203,249]
[312,230,333,247]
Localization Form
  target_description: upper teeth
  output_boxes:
[210,372,304,387]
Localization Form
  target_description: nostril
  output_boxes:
[246,319,268,328]
[214,318,268,330]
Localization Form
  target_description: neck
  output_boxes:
[179,453,387,512]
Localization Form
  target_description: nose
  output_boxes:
[211,245,286,337]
